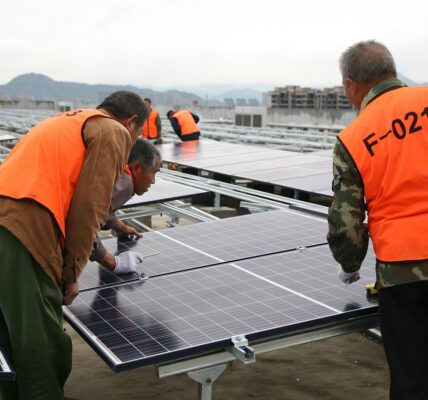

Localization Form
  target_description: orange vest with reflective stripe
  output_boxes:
[339,86,428,262]
[142,109,159,139]
[0,109,110,238]
[174,110,199,136]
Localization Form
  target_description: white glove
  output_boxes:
[338,267,360,285]
[113,251,143,275]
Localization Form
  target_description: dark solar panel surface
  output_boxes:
[235,244,376,312]
[182,150,297,169]
[65,244,377,371]
[78,234,217,291]
[80,209,327,286]
[158,140,333,196]
[159,140,270,163]
[78,209,328,289]
[122,179,207,208]
[158,209,327,263]
[274,172,333,193]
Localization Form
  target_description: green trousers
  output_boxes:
[0,226,72,400]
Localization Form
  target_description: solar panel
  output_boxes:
[234,244,377,312]
[78,209,329,289]
[159,140,247,163]
[78,234,217,291]
[157,209,328,264]
[0,347,15,381]
[274,172,332,193]
[78,259,141,292]
[64,243,377,371]
[158,140,335,197]
[122,179,207,208]
[182,150,297,169]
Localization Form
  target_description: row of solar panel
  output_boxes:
[158,140,333,196]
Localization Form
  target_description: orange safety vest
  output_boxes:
[174,110,199,136]
[339,86,428,262]
[142,109,159,139]
[0,109,111,239]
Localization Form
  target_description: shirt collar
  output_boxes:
[360,78,406,111]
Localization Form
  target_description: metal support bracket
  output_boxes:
[188,364,227,400]
[213,192,221,210]
[227,335,255,364]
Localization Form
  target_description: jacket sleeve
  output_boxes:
[101,172,134,230]
[191,113,200,123]
[155,113,162,136]
[89,235,108,262]
[62,117,131,282]
[170,117,181,136]
[327,140,369,272]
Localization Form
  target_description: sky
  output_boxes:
[1,0,427,91]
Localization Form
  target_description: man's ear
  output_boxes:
[128,114,139,127]
[344,77,357,95]
[121,114,138,129]
[130,161,143,175]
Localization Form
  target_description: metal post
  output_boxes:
[214,193,221,210]
[187,364,227,400]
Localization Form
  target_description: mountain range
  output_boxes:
[0,72,424,105]
[0,73,204,105]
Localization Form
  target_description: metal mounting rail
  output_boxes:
[156,313,379,400]
[116,200,218,232]
[158,201,219,223]
[159,169,328,218]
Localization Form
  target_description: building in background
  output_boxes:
[267,85,353,110]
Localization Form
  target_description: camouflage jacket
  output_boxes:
[327,78,428,288]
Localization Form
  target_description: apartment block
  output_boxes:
[267,85,353,110]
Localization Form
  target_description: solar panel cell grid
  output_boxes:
[66,241,376,370]
[79,209,329,289]
[160,209,327,263]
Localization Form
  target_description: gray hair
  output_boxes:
[340,40,397,84]
[128,139,161,169]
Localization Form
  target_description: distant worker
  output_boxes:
[0,91,148,400]
[327,40,428,399]
[142,98,162,144]
[91,139,161,273]
[167,109,200,141]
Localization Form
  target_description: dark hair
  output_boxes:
[340,40,397,84]
[166,110,175,118]
[144,98,151,104]
[128,139,161,169]
[97,91,148,126]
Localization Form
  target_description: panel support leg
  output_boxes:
[187,363,227,400]
[214,193,221,210]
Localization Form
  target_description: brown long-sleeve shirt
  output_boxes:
[90,172,135,261]
[0,110,131,286]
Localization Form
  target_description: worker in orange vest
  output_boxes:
[141,98,162,144]
[0,91,148,399]
[328,40,428,399]
[167,109,200,141]
[91,139,161,272]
